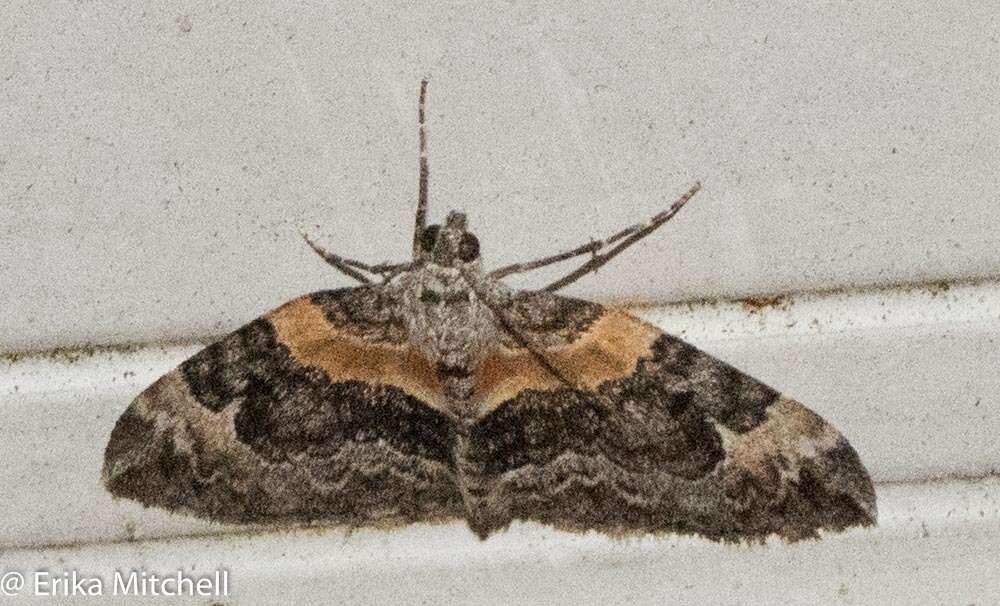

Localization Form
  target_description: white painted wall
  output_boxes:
[3,1,1000,352]
[2,2,999,604]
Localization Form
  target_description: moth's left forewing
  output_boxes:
[103,288,463,527]
[464,294,876,542]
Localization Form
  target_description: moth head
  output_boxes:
[419,211,481,268]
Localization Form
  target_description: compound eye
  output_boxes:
[420,225,441,253]
[458,233,480,262]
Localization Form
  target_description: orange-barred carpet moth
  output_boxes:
[103,81,875,542]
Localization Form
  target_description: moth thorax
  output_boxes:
[400,267,498,392]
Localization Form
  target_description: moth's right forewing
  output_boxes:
[458,293,875,542]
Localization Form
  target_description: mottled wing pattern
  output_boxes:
[461,291,876,541]
[102,287,464,527]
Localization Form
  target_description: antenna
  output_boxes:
[412,79,429,258]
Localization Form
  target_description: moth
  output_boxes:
[103,81,876,542]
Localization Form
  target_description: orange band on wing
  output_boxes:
[268,298,445,410]
[473,310,661,413]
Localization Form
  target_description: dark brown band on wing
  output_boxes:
[176,316,454,465]
[469,384,726,480]
[500,291,605,345]
[308,288,409,343]
[649,333,780,433]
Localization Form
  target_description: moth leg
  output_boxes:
[489,237,608,279]
[539,183,701,291]
[490,183,701,288]
[412,79,430,259]
[302,233,410,284]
